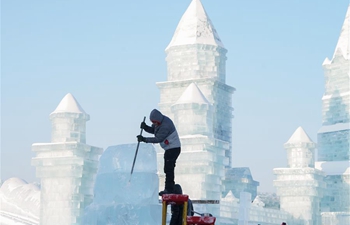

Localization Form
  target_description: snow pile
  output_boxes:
[256,192,280,209]
[0,177,40,223]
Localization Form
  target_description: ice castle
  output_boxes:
[21,1,349,225]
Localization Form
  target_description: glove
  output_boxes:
[137,135,145,142]
[140,122,147,129]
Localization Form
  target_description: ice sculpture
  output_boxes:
[0,177,40,223]
[82,143,161,225]
[32,93,103,225]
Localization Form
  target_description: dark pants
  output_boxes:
[164,147,181,192]
[170,204,183,225]
[170,199,194,225]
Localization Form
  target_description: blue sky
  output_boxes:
[1,0,349,192]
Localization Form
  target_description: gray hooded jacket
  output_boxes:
[143,109,181,150]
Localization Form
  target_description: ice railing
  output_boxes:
[219,192,302,225]
[321,212,350,225]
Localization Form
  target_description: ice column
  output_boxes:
[273,127,325,225]
[32,93,103,225]
[238,192,251,225]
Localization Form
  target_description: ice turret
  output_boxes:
[164,0,229,83]
[172,82,212,136]
[330,5,350,61]
[51,93,85,114]
[50,93,89,143]
[166,0,224,50]
[284,126,316,168]
[274,127,325,225]
[175,82,210,105]
[32,93,102,225]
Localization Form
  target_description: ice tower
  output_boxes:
[316,5,350,214]
[156,0,234,204]
[222,167,259,201]
[273,127,325,225]
[31,93,103,225]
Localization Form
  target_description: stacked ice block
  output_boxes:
[82,144,161,225]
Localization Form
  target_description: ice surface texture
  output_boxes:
[83,143,161,225]
[0,177,40,222]
[97,143,157,174]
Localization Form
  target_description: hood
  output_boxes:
[174,184,183,194]
[149,109,164,123]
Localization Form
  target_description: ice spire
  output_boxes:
[325,5,350,63]
[166,0,224,50]
[174,82,209,105]
[334,5,350,59]
[50,93,89,143]
[285,126,313,144]
[51,93,86,114]
[172,83,213,136]
[284,127,316,168]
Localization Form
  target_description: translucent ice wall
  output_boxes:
[83,144,161,225]
[166,45,227,83]
[50,112,89,144]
